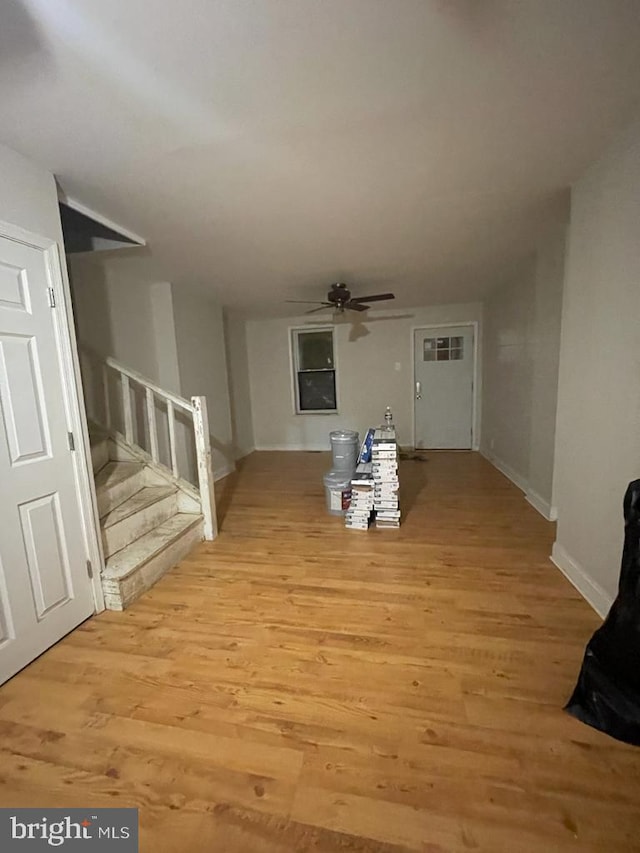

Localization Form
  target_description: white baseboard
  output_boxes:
[254,444,329,452]
[214,462,235,482]
[550,542,613,619]
[479,447,529,494]
[480,448,558,522]
[234,447,255,460]
[525,488,558,522]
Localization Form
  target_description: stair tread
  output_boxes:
[95,461,144,493]
[102,485,178,529]
[104,513,202,580]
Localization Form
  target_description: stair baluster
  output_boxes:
[79,346,217,542]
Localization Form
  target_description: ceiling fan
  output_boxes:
[286,282,395,314]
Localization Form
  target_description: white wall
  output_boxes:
[528,230,566,508]
[0,143,65,245]
[70,253,234,482]
[70,253,170,385]
[481,228,566,518]
[481,258,536,491]
[552,115,640,615]
[151,281,182,395]
[224,310,255,459]
[171,286,234,478]
[246,303,482,451]
[69,253,178,468]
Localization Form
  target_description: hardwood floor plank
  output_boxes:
[0,450,638,852]
[291,784,464,851]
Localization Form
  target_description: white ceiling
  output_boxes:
[2,0,640,316]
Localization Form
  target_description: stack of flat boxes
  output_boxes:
[345,463,374,530]
[372,428,400,528]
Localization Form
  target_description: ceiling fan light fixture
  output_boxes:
[287,282,395,315]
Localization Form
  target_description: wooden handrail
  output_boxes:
[102,356,194,413]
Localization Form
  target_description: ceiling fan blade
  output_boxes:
[305,304,332,314]
[345,302,369,312]
[285,300,333,305]
[350,293,395,303]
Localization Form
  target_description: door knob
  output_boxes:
[415,381,422,400]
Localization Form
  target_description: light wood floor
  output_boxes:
[1,451,639,852]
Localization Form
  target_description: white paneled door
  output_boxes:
[0,234,94,685]
[414,326,474,449]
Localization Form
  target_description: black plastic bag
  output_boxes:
[565,479,640,746]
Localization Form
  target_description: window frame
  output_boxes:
[289,326,338,415]
[423,335,464,362]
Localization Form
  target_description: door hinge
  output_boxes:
[86,560,94,580]
[47,287,56,308]
[67,431,75,451]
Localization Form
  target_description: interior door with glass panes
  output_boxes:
[413,326,474,449]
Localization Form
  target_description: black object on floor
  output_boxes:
[565,479,640,746]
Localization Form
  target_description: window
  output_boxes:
[423,336,464,362]
[291,328,337,412]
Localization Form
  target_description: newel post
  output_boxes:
[192,395,217,540]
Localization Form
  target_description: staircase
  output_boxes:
[91,430,204,610]
[80,350,218,611]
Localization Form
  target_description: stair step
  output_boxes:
[95,461,145,517]
[90,432,109,475]
[101,485,179,559]
[104,513,202,580]
[103,513,203,610]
